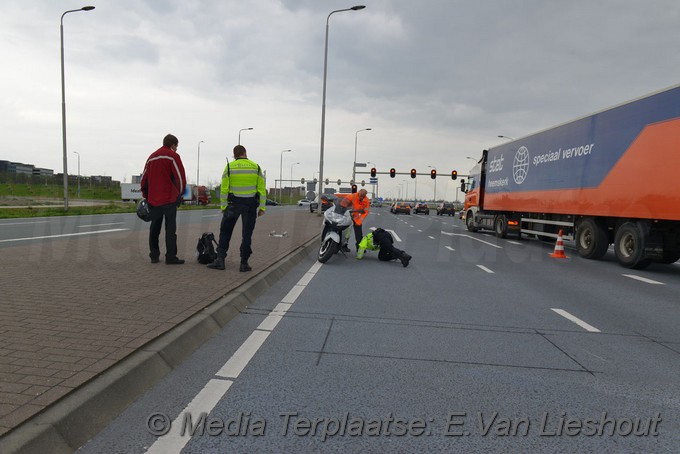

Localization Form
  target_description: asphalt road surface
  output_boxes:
[64,207,680,452]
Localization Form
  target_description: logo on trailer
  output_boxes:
[513,146,530,185]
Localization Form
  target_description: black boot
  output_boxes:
[399,252,411,268]
[207,257,225,270]
[239,262,252,272]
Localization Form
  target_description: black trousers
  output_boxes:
[353,223,363,249]
[373,229,405,261]
[216,202,258,262]
[149,203,178,260]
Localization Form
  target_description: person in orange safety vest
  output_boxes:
[347,189,370,251]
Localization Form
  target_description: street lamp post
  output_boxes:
[428,165,436,202]
[196,140,204,187]
[279,149,291,204]
[61,5,95,211]
[73,151,80,198]
[317,5,366,203]
[353,128,371,183]
[238,128,253,145]
[290,162,300,201]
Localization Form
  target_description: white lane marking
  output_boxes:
[428,236,435,240]
[622,274,665,285]
[281,285,306,304]
[78,222,125,228]
[477,265,494,273]
[417,229,423,232]
[441,231,503,249]
[158,260,323,452]
[445,246,455,252]
[202,214,222,218]
[0,221,50,226]
[506,240,522,245]
[551,308,601,332]
[0,228,128,243]
[146,378,233,454]
[215,330,270,379]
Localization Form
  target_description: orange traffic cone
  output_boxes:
[549,229,568,258]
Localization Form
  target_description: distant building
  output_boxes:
[33,168,53,177]
[131,175,142,184]
[0,160,35,175]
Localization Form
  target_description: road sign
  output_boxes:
[369,177,378,184]
[306,191,316,200]
[355,162,367,167]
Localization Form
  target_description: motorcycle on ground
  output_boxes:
[318,198,354,263]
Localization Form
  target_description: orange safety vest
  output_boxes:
[349,192,370,225]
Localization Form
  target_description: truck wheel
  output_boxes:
[466,211,478,232]
[576,218,609,260]
[494,216,507,238]
[614,221,651,269]
[659,250,680,264]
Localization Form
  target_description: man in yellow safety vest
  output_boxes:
[207,145,266,271]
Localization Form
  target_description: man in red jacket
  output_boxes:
[141,134,187,264]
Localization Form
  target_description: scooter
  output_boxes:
[318,198,354,263]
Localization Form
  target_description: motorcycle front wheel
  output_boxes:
[318,237,338,263]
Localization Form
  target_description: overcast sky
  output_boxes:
[1,0,679,201]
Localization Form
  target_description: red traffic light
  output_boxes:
[351,184,357,193]
[430,169,437,179]
[370,167,377,178]
[390,168,396,178]
[451,170,458,180]
[410,168,416,179]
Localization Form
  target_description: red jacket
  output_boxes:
[141,146,186,207]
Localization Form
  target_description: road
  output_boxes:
[10,207,680,452]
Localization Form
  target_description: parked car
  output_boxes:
[414,202,430,215]
[297,199,312,207]
[437,202,455,216]
[370,200,383,208]
[390,201,413,215]
[265,199,278,206]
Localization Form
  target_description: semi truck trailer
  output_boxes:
[462,85,680,269]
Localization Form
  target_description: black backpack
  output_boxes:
[196,232,218,264]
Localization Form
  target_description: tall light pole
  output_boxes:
[61,5,95,211]
[428,165,436,202]
[73,151,81,198]
[318,5,366,202]
[196,140,204,187]
[238,128,253,145]
[290,162,300,201]
[279,149,291,204]
[352,127,371,183]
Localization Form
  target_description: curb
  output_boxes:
[0,236,319,454]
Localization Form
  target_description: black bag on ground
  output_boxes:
[196,232,218,264]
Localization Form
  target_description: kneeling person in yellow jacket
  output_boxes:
[356,228,411,267]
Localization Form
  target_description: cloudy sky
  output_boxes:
[1,0,679,201]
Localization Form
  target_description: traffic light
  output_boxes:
[351,184,357,193]
[430,169,437,179]
[451,170,458,180]
[410,168,417,179]
[325,178,329,185]
[300,178,305,184]
[370,167,377,178]
[361,180,365,187]
[390,168,396,178]
[460,179,466,192]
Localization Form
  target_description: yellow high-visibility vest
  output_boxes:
[219,158,266,211]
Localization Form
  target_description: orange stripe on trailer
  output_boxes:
[483,118,680,221]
